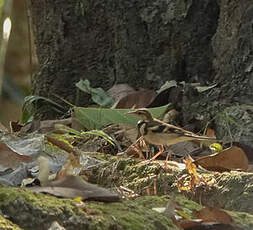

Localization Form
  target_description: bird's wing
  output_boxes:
[153,118,216,140]
[147,120,186,136]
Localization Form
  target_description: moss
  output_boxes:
[0,187,87,230]
[86,196,177,230]
[226,210,253,230]
[0,215,21,230]
[1,186,253,229]
[0,187,78,215]
[88,157,180,198]
[175,195,203,211]
[0,187,179,230]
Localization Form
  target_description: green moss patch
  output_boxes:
[0,215,21,230]
[0,187,178,230]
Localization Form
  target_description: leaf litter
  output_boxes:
[0,83,251,229]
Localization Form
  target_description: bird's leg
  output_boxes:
[150,145,164,161]
[120,136,146,159]
[132,137,146,159]
[164,148,172,169]
[139,137,149,159]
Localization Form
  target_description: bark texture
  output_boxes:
[183,0,253,148]
[212,0,253,104]
[29,0,219,118]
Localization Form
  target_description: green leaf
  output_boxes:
[76,79,115,107]
[195,83,217,93]
[53,125,115,146]
[21,95,67,123]
[82,130,115,146]
[74,104,172,130]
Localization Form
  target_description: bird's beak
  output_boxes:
[126,110,136,115]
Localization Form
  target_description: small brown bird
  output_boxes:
[127,108,216,160]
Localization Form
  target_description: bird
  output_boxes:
[127,108,216,160]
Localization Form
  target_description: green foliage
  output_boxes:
[76,79,115,107]
[82,130,115,145]
[74,104,171,130]
[22,95,67,123]
[54,124,115,146]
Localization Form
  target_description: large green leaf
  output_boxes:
[74,104,172,130]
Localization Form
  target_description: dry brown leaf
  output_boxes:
[45,135,82,170]
[231,142,253,163]
[193,207,233,224]
[206,128,215,137]
[182,222,241,230]
[55,158,75,181]
[19,120,41,134]
[46,135,75,154]
[194,146,248,172]
[185,156,201,186]
[0,142,32,169]
[113,90,156,109]
[163,109,179,123]
[178,219,203,229]
[9,121,23,133]
[178,156,201,191]
[20,119,72,134]
[107,84,136,102]
[28,175,120,202]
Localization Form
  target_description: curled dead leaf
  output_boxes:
[107,84,136,102]
[112,90,156,109]
[178,156,201,191]
[194,146,248,172]
[28,175,120,202]
[193,207,233,224]
[0,142,32,169]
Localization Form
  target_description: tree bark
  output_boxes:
[29,0,219,119]
[212,0,253,104]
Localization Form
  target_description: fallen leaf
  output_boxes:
[230,142,253,163]
[169,141,202,158]
[195,83,217,93]
[178,219,203,229]
[194,146,248,172]
[46,135,75,154]
[193,207,233,224]
[19,120,40,134]
[2,133,45,158]
[162,109,179,123]
[28,175,120,202]
[76,79,114,107]
[0,142,32,169]
[74,105,171,130]
[178,156,201,191]
[157,80,177,94]
[206,128,215,138]
[10,121,23,133]
[112,90,156,109]
[183,223,243,230]
[107,84,136,101]
[147,87,172,107]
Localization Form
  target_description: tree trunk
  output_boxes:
[29,0,219,119]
